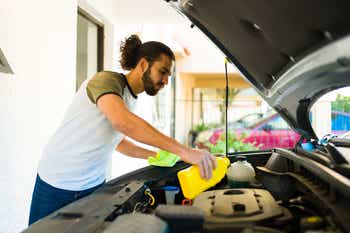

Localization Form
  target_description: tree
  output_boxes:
[332,94,350,113]
[217,88,240,124]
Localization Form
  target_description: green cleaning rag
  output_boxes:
[148,150,180,167]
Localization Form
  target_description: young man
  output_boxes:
[29,35,217,225]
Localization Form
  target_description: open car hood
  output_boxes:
[170,0,350,139]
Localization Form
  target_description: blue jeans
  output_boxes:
[29,175,104,225]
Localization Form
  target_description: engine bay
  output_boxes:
[24,145,350,233]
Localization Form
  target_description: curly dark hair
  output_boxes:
[119,34,175,70]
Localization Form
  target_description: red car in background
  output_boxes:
[202,113,301,150]
[238,114,300,150]
[205,111,350,150]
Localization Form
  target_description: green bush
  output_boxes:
[332,94,350,113]
[205,131,260,154]
[191,122,219,133]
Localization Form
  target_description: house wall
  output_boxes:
[0,0,115,231]
[0,1,77,231]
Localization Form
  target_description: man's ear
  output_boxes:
[139,57,149,73]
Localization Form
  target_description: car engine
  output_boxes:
[24,146,350,233]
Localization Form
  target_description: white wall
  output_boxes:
[0,1,77,231]
[0,0,117,231]
[174,25,239,74]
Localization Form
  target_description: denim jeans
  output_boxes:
[29,175,104,225]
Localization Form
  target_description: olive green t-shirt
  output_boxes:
[87,71,137,104]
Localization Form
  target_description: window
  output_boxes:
[310,86,350,138]
[76,9,103,91]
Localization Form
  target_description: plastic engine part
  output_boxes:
[155,204,204,232]
[103,213,168,233]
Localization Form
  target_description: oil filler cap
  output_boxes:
[233,203,246,212]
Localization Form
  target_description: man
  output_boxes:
[29,35,217,225]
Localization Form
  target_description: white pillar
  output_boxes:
[312,99,332,138]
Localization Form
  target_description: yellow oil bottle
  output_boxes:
[177,157,230,199]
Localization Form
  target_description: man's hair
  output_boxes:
[119,34,175,71]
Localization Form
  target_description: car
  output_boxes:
[200,111,350,151]
[197,113,301,150]
[24,1,350,233]
[239,113,301,149]
[228,112,264,129]
[188,113,264,147]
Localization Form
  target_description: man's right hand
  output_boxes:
[181,148,217,180]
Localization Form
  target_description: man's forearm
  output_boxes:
[114,111,189,160]
[116,138,157,159]
[97,94,190,161]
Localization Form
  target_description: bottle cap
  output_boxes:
[163,186,180,191]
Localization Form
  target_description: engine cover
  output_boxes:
[193,189,287,227]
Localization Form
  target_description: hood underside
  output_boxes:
[171,0,350,138]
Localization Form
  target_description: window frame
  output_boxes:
[76,7,104,90]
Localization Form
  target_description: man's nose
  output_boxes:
[162,76,169,85]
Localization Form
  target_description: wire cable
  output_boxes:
[144,190,155,206]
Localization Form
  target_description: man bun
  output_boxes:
[119,34,175,71]
[119,34,142,70]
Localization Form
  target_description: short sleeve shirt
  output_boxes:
[38,71,137,191]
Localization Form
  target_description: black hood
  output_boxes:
[169,0,350,138]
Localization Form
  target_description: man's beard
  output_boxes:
[142,67,159,96]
